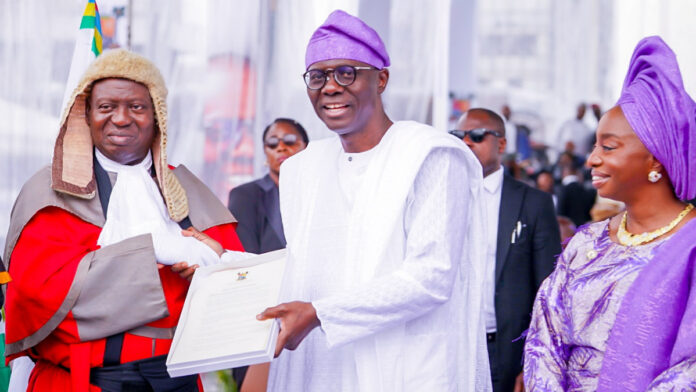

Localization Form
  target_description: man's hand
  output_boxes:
[514,371,525,392]
[169,261,198,282]
[257,301,320,357]
[182,227,224,256]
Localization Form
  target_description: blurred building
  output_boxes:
[473,0,613,145]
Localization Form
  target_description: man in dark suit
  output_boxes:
[228,175,286,254]
[453,108,562,392]
[228,118,309,254]
[557,162,597,227]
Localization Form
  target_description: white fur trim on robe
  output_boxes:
[270,121,491,392]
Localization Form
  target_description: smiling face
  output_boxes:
[586,106,658,202]
[88,78,156,165]
[306,59,387,136]
[264,121,307,177]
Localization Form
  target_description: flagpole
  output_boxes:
[127,0,133,50]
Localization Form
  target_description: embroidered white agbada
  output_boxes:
[269,121,491,392]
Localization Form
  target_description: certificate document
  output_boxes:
[166,249,286,377]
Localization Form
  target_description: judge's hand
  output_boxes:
[257,301,320,357]
[167,262,198,282]
[513,371,525,392]
[182,227,224,257]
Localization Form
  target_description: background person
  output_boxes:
[453,108,561,392]
[556,159,596,227]
[228,118,308,254]
[534,169,557,207]
[555,103,593,157]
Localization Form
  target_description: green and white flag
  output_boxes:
[60,0,103,114]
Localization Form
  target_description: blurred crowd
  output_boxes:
[499,102,624,243]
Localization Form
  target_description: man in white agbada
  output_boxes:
[257,9,492,391]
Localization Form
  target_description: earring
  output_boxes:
[648,170,662,183]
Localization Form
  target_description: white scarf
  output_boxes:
[95,149,182,247]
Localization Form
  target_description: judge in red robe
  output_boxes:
[2,49,243,392]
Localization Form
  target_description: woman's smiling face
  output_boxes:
[586,105,658,202]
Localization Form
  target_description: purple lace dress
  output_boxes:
[523,219,696,391]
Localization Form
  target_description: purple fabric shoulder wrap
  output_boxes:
[597,218,696,390]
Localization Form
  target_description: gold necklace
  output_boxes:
[617,203,694,246]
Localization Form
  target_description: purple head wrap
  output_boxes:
[305,10,390,70]
[617,36,696,201]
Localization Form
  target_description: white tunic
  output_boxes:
[482,166,504,333]
[269,121,491,392]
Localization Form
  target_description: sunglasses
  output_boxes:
[303,65,378,90]
[265,134,299,149]
[448,128,503,143]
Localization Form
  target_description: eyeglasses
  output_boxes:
[265,134,299,149]
[303,65,378,90]
[448,128,503,143]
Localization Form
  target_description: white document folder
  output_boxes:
[166,249,287,377]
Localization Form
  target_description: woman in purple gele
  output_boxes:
[523,36,696,391]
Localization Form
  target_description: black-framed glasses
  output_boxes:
[265,134,298,149]
[448,128,503,143]
[303,65,378,90]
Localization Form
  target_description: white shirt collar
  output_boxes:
[340,145,377,165]
[562,174,579,186]
[483,166,504,194]
[95,148,153,174]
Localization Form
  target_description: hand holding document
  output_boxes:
[257,301,320,357]
[166,249,286,377]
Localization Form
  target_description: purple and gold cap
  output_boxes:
[305,10,390,70]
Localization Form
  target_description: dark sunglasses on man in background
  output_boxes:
[265,134,299,149]
[448,128,503,143]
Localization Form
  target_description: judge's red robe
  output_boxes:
[3,165,244,391]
